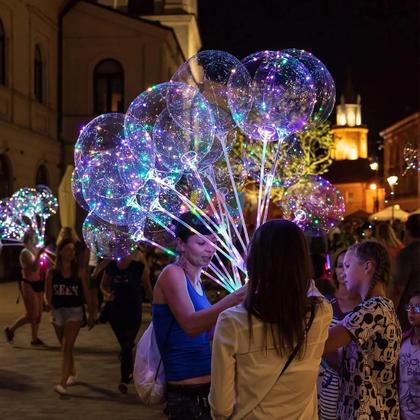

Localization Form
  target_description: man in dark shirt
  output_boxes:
[389,214,420,331]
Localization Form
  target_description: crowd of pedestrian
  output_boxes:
[3,213,420,419]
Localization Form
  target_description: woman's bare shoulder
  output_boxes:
[158,264,185,284]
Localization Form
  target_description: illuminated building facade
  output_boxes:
[325,79,384,216]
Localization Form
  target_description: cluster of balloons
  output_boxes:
[73,49,343,291]
[0,185,58,246]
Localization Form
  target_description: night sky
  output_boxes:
[198,0,419,156]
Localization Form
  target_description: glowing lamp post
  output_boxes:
[369,183,379,212]
[386,175,398,221]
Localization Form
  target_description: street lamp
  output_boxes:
[369,183,379,212]
[387,175,398,221]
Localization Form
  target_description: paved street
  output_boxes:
[0,281,165,420]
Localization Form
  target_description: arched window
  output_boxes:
[0,20,5,85]
[35,163,49,186]
[93,59,124,114]
[34,45,43,103]
[0,155,12,198]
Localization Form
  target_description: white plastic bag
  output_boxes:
[134,322,166,405]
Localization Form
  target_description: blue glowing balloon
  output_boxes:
[282,49,335,122]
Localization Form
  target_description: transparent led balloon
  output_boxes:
[170,50,252,138]
[127,82,214,136]
[126,82,214,175]
[153,108,213,173]
[238,51,316,142]
[82,213,136,259]
[75,113,127,167]
[71,167,90,211]
[81,151,133,225]
[283,49,336,123]
[0,187,58,244]
[36,185,58,218]
[282,175,345,234]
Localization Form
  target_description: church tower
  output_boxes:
[324,77,385,216]
[331,78,369,160]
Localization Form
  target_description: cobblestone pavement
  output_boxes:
[0,281,165,420]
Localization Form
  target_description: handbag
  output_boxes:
[134,320,173,405]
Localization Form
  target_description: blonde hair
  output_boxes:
[374,222,402,248]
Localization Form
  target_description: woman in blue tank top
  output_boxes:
[153,212,246,420]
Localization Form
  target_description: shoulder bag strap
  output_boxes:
[242,303,316,418]
[279,303,316,376]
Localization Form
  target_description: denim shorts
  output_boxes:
[51,306,84,326]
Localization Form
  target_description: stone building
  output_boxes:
[0,0,200,279]
[380,112,420,211]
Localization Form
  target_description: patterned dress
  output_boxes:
[338,296,401,419]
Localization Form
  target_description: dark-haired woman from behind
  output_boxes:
[209,219,332,419]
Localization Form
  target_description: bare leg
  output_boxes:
[9,315,30,332]
[8,283,36,336]
[60,321,81,388]
[53,324,64,345]
[30,292,43,341]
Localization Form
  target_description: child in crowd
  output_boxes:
[324,240,401,419]
[317,248,360,419]
[399,290,420,420]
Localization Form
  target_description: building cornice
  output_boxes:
[379,112,420,138]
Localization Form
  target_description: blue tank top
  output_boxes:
[152,276,211,382]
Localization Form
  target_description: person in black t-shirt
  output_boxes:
[45,238,94,395]
[101,248,151,394]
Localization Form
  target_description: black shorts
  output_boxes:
[21,279,44,293]
[165,383,211,420]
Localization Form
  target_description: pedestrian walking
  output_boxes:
[45,238,94,395]
[4,229,46,345]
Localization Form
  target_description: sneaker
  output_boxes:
[66,375,77,386]
[54,384,67,395]
[31,338,46,346]
[4,327,14,343]
[118,383,128,394]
